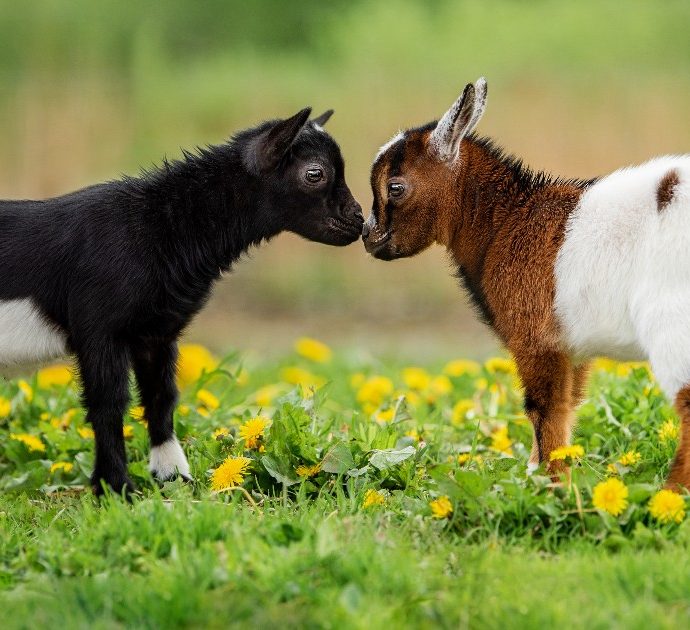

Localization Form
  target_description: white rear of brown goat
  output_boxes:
[364,77,690,488]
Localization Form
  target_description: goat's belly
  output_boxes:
[0,298,68,375]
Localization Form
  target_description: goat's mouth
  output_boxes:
[326,216,363,243]
[364,231,404,260]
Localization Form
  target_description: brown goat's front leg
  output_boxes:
[666,387,690,490]
[514,351,575,477]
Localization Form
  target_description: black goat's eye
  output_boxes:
[388,182,405,198]
[305,168,324,183]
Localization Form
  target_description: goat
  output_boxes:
[363,77,690,488]
[0,107,363,494]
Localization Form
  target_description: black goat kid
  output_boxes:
[0,107,363,494]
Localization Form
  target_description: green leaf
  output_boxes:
[454,470,490,498]
[321,442,355,474]
[369,446,416,470]
[261,455,300,486]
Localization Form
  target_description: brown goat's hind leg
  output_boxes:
[666,386,690,490]
[516,351,574,477]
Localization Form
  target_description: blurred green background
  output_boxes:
[1,0,689,361]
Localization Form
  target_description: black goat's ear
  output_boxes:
[312,109,334,127]
[256,107,312,172]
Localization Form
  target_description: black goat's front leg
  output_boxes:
[132,340,191,482]
[77,339,134,495]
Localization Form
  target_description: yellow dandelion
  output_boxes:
[452,399,475,425]
[197,406,210,418]
[212,427,230,439]
[592,478,629,516]
[296,462,321,477]
[457,453,483,466]
[592,357,617,373]
[405,428,421,442]
[402,367,431,391]
[0,397,11,418]
[295,337,332,363]
[606,463,618,475]
[239,417,269,449]
[618,450,641,467]
[491,426,513,455]
[18,380,33,402]
[430,495,453,519]
[549,444,585,462]
[362,489,385,508]
[374,407,395,423]
[210,456,251,491]
[10,433,45,452]
[474,377,489,391]
[649,489,685,524]
[443,359,481,377]
[484,357,517,375]
[37,364,73,389]
[78,426,95,439]
[177,344,217,388]
[196,389,220,411]
[50,461,74,474]
[129,406,145,421]
[253,384,283,408]
[658,420,679,443]
[280,366,326,389]
[122,425,134,439]
[356,375,394,408]
[427,375,453,399]
[178,404,191,417]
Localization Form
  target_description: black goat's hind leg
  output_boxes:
[77,339,135,496]
[132,340,191,482]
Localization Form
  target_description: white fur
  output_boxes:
[0,298,68,376]
[149,436,191,480]
[555,155,690,399]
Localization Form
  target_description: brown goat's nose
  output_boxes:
[362,223,370,239]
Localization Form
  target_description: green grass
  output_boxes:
[1,346,689,627]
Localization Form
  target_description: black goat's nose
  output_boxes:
[362,223,370,239]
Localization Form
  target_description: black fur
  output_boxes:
[0,107,363,495]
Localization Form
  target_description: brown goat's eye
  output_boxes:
[305,168,324,183]
[388,182,405,198]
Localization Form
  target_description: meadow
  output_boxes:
[1,342,689,627]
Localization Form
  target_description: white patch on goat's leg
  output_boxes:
[149,436,191,481]
[0,298,68,376]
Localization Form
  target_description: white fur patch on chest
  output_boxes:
[554,156,690,392]
[0,298,68,374]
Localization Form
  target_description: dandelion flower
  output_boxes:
[177,344,217,388]
[280,366,326,389]
[402,367,431,391]
[491,426,513,455]
[484,357,517,375]
[196,389,220,411]
[296,462,321,477]
[253,384,283,408]
[50,461,74,474]
[212,427,230,439]
[177,404,191,417]
[130,406,145,421]
[356,375,394,408]
[122,425,134,439]
[37,364,73,389]
[427,375,453,400]
[10,433,45,452]
[618,450,641,467]
[451,399,475,425]
[549,444,585,462]
[78,426,95,439]
[658,420,679,443]
[457,453,483,466]
[592,478,628,516]
[210,456,251,491]
[430,495,453,519]
[443,359,481,377]
[18,380,33,402]
[474,377,489,391]
[295,337,332,363]
[649,489,685,524]
[374,407,395,423]
[0,397,11,418]
[362,489,385,508]
[239,417,269,449]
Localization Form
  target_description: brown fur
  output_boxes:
[666,387,690,489]
[367,129,592,475]
[657,169,680,211]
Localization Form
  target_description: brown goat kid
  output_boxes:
[363,78,690,487]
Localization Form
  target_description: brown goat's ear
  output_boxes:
[312,109,334,127]
[256,107,312,171]
[430,77,488,162]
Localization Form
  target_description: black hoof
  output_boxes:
[92,474,138,499]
